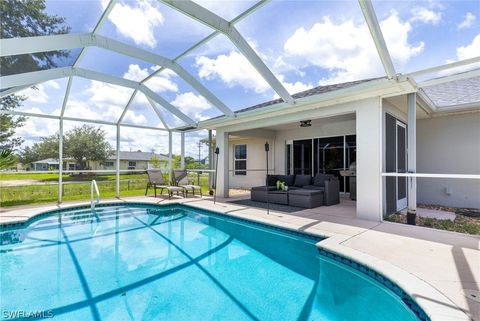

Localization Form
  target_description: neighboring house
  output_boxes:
[32,152,169,171]
[203,76,480,220]
[31,158,77,171]
[87,151,169,171]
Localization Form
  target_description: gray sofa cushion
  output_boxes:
[288,189,324,208]
[276,175,295,186]
[251,186,277,191]
[267,175,278,186]
[303,185,325,191]
[294,175,312,187]
[288,189,323,196]
[313,173,333,187]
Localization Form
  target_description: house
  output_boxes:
[31,151,169,171]
[201,76,480,220]
[87,151,169,171]
[31,158,77,171]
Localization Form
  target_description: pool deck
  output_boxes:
[1,195,478,321]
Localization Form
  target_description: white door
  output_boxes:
[396,121,407,210]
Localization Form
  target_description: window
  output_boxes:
[234,144,247,175]
[102,161,114,167]
[128,161,136,170]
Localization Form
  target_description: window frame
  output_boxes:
[233,144,247,176]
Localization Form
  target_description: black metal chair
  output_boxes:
[173,170,202,197]
[145,169,185,199]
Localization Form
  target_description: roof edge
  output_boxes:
[199,77,414,130]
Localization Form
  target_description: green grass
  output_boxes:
[0,172,147,182]
[0,173,211,207]
[0,172,60,181]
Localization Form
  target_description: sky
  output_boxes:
[10,0,480,157]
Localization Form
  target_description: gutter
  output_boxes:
[198,77,415,130]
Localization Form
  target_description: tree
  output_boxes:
[150,155,162,168]
[19,125,112,169]
[64,125,113,170]
[0,95,26,150]
[0,0,70,75]
[0,0,70,154]
[0,150,17,170]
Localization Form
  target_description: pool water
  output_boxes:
[0,204,423,321]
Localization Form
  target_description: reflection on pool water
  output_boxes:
[0,204,425,321]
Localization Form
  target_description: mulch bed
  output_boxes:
[385,204,480,236]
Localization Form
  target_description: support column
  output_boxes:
[407,93,417,216]
[58,119,63,203]
[180,132,185,169]
[208,130,213,188]
[116,124,120,198]
[215,129,229,198]
[168,131,173,184]
[356,98,383,221]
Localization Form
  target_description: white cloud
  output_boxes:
[105,0,164,48]
[437,34,480,76]
[171,92,212,120]
[382,13,425,65]
[274,74,313,98]
[457,34,480,60]
[410,7,442,25]
[196,51,271,94]
[458,12,476,29]
[14,108,59,143]
[124,64,178,93]
[283,12,424,84]
[18,81,60,104]
[87,80,134,107]
[194,0,252,20]
[281,80,312,95]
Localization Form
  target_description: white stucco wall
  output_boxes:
[416,112,480,208]
[356,98,383,221]
[228,137,274,189]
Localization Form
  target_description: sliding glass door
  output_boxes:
[293,139,312,175]
[287,135,356,193]
[314,136,344,190]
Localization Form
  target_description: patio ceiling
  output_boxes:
[1,0,479,133]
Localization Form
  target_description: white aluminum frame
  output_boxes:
[0,67,196,124]
[417,68,480,87]
[160,0,295,105]
[1,0,479,204]
[358,0,396,79]
[1,33,233,117]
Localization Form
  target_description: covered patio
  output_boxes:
[1,1,479,320]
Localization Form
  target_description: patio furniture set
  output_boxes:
[145,169,202,199]
[251,174,340,209]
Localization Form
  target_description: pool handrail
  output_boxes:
[91,180,100,210]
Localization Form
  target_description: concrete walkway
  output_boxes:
[1,196,478,321]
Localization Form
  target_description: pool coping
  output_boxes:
[0,199,472,321]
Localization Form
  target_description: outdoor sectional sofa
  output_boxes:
[251,173,340,208]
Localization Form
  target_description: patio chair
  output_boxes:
[145,169,185,199]
[173,170,202,197]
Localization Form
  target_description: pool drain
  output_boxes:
[463,289,480,303]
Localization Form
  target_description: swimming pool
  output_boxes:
[0,203,428,321]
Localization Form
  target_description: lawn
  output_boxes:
[0,172,211,207]
[0,172,147,182]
